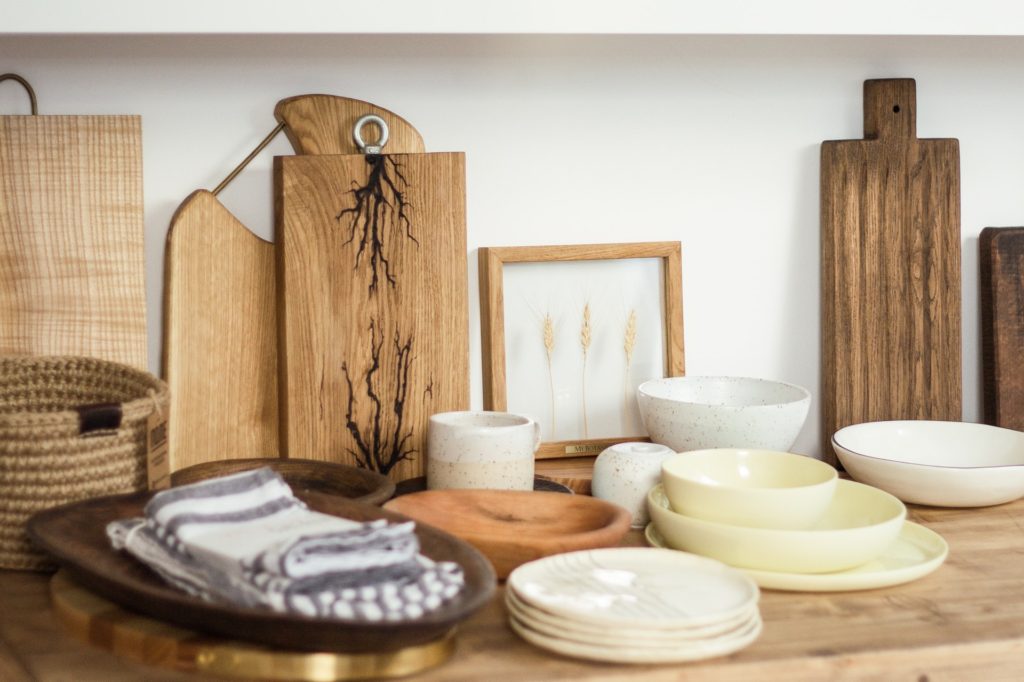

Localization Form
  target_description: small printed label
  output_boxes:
[147,410,170,491]
[563,443,604,455]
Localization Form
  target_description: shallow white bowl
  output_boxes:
[648,480,906,574]
[661,449,838,529]
[637,376,811,453]
[832,420,1024,507]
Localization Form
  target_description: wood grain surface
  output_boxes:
[821,79,961,464]
[50,573,455,681]
[162,190,278,470]
[276,152,468,480]
[162,97,426,472]
[0,114,147,369]
[169,457,396,506]
[275,94,425,156]
[6,499,1024,681]
[27,489,495,654]
[384,489,631,578]
[980,227,1024,430]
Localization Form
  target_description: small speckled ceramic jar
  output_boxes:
[427,411,540,491]
[591,442,676,527]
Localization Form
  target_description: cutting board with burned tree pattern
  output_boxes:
[821,78,961,465]
[275,152,468,480]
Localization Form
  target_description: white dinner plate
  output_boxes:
[645,521,947,592]
[505,589,759,645]
[507,547,759,629]
[507,610,763,664]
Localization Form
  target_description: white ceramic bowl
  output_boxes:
[647,480,906,573]
[660,449,838,529]
[832,420,1024,507]
[637,377,811,453]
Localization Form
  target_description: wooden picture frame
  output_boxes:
[479,242,684,459]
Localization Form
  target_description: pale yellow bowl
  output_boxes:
[661,449,838,529]
[648,480,906,574]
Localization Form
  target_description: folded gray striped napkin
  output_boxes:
[107,467,464,621]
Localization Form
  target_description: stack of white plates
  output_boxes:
[505,548,762,664]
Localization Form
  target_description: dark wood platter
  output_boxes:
[27,490,495,653]
[170,458,396,506]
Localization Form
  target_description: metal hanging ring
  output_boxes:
[353,114,389,154]
[0,73,39,115]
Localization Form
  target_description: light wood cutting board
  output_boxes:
[980,227,1024,431]
[162,96,426,472]
[821,78,961,464]
[162,191,278,470]
[276,150,468,480]
[0,108,147,369]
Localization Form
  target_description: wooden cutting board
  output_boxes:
[980,227,1024,430]
[162,191,278,470]
[276,149,468,480]
[0,99,147,368]
[821,78,961,464]
[162,97,424,472]
[275,94,425,155]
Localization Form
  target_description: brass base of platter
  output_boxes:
[50,571,455,681]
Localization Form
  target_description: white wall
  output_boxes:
[3,34,1023,458]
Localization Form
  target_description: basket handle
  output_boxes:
[0,73,38,115]
[77,403,123,436]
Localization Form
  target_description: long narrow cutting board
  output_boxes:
[162,191,278,470]
[980,227,1024,430]
[276,150,468,480]
[821,78,961,464]
[163,96,424,472]
[0,112,147,368]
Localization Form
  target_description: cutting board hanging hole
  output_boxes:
[864,78,916,140]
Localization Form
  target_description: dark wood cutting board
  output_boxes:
[821,79,961,464]
[27,490,495,654]
[275,152,468,481]
[980,227,1024,430]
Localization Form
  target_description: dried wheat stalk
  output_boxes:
[542,313,557,439]
[623,309,637,421]
[580,303,592,438]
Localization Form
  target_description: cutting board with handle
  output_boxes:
[821,78,961,464]
[276,116,467,481]
[980,227,1024,430]
[162,96,425,472]
[0,73,147,369]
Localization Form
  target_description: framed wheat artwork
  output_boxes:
[479,242,685,459]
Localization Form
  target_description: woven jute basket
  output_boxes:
[0,355,169,571]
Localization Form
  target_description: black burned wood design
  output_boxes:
[341,319,419,475]
[336,154,416,294]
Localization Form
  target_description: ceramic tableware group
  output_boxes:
[646,448,948,591]
[505,548,763,663]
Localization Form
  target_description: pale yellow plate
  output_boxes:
[645,521,948,592]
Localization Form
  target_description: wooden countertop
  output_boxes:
[2,500,1024,681]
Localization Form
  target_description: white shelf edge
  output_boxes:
[5,0,1024,37]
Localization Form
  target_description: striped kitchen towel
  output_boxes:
[107,467,464,620]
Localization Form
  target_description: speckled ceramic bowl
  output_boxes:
[637,376,811,453]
